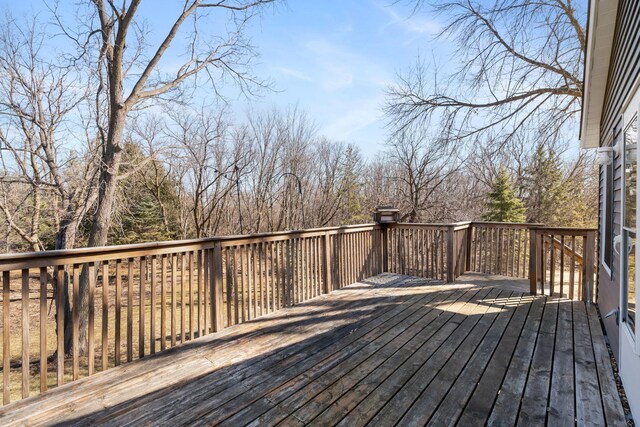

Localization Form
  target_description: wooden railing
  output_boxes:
[528,227,596,302]
[386,222,471,282]
[389,221,596,302]
[0,224,382,405]
[469,222,534,279]
[0,220,595,405]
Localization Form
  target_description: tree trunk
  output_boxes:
[73,108,126,355]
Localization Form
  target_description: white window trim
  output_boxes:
[620,84,640,352]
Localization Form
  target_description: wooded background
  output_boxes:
[0,0,596,253]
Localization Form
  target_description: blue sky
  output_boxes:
[0,1,451,157]
[238,0,446,156]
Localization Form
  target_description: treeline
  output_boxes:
[0,2,597,254]
[0,102,597,253]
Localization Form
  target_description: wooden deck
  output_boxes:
[0,273,626,426]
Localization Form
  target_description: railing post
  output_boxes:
[529,228,538,294]
[212,241,224,332]
[447,225,455,282]
[323,232,332,294]
[583,230,596,303]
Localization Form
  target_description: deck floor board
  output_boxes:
[0,273,626,426]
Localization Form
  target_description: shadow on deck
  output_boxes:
[0,273,627,426]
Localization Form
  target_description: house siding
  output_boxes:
[598,0,640,360]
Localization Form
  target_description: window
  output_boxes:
[623,111,638,332]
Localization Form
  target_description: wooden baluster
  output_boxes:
[570,237,576,300]
[523,231,529,278]
[511,229,516,277]
[483,228,488,273]
[160,256,166,350]
[139,258,145,357]
[127,259,133,362]
[560,236,565,298]
[180,253,186,343]
[41,267,49,389]
[3,271,10,404]
[198,250,203,338]
[284,240,290,305]
[102,261,109,368]
[88,262,95,374]
[541,235,547,295]
[188,252,194,339]
[22,269,30,397]
[438,231,443,280]
[550,235,556,297]
[56,266,64,385]
[253,244,259,312]
[205,249,211,334]
[268,243,274,313]
[238,246,245,321]
[171,255,177,347]
[212,244,222,332]
[516,230,521,277]
[302,239,307,301]
[278,241,285,307]
[226,248,234,326]
[312,236,317,295]
[149,257,155,354]
[205,249,210,333]
[307,238,312,297]
[258,243,264,316]
[246,245,253,319]
[488,228,493,273]
[115,259,122,364]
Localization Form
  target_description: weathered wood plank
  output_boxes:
[486,295,545,426]
[586,304,626,426]
[547,298,575,425]
[455,292,535,425]
[0,273,626,427]
[364,288,500,427]
[517,294,559,426]
[424,294,523,427]
[572,301,605,426]
[0,274,402,422]
[330,290,514,427]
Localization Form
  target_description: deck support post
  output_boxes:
[583,230,596,304]
[212,241,224,332]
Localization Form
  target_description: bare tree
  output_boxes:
[386,0,585,149]
[0,17,98,251]
[69,0,276,249]
[386,125,460,222]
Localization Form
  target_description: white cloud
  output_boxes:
[381,4,442,37]
[323,94,386,141]
[272,66,313,82]
[299,39,392,91]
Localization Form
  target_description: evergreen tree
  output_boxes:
[523,145,567,225]
[338,145,368,224]
[482,167,526,222]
